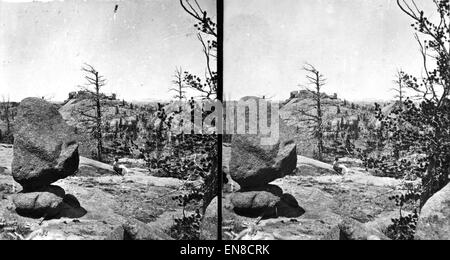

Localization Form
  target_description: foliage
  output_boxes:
[140,101,218,239]
[0,98,15,144]
[362,0,449,239]
[169,209,202,240]
[385,211,419,240]
[180,0,217,99]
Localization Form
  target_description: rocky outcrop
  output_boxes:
[200,197,219,240]
[11,98,81,219]
[230,135,297,188]
[77,156,116,177]
[323,218,389,240]
[12,98,79,191]
[296,155,336,176]
[228,129,301,219]
[415,183,450,240]
[227,96,302,221]
[12,185,65,217]
[230,190,281,217]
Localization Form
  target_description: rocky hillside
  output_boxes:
[280,92,384,160]
[224,93,393,161]
[58,97,159,161]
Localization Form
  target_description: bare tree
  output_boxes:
[170,67,187,104]
[180,0,217,100]
[76,63,107,162]
[297,63,330,161]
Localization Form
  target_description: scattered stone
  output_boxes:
[323,218,389,240]
[275,193,305,218]
[106,218,174,240]
[77,156,116,177]
[12,186,65,217]
[231,191,281,217]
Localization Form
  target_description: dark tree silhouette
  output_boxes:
[392,69,408,108]
[180,0,217,99]
[0,96,14,144]
[367,0,449,210]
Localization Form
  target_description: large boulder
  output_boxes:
[230,191,281,217]
[200,197,219,240]
[230,135,297,188]
[12,185,65,217]
[415,183,450,240]
[230,186,304,219]
[12,97,79,191]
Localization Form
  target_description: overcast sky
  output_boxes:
[224,0,437,101]
[0,0,216,102]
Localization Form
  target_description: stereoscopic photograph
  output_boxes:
[1,0,449,243]
[0,0,218,240]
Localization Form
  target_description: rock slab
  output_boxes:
[12,97,79,191]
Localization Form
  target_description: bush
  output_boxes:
[385,212,419,240]
[169,210,202,240]
[169,191,204,240]
[385,190,420,240]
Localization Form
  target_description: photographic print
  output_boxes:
[222,0,450,241]
[0,0,218,240]
[1,0,449,244]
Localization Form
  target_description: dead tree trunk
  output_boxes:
[94,74,103,162]
[297,63,328,161]
[77,63,106,162]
